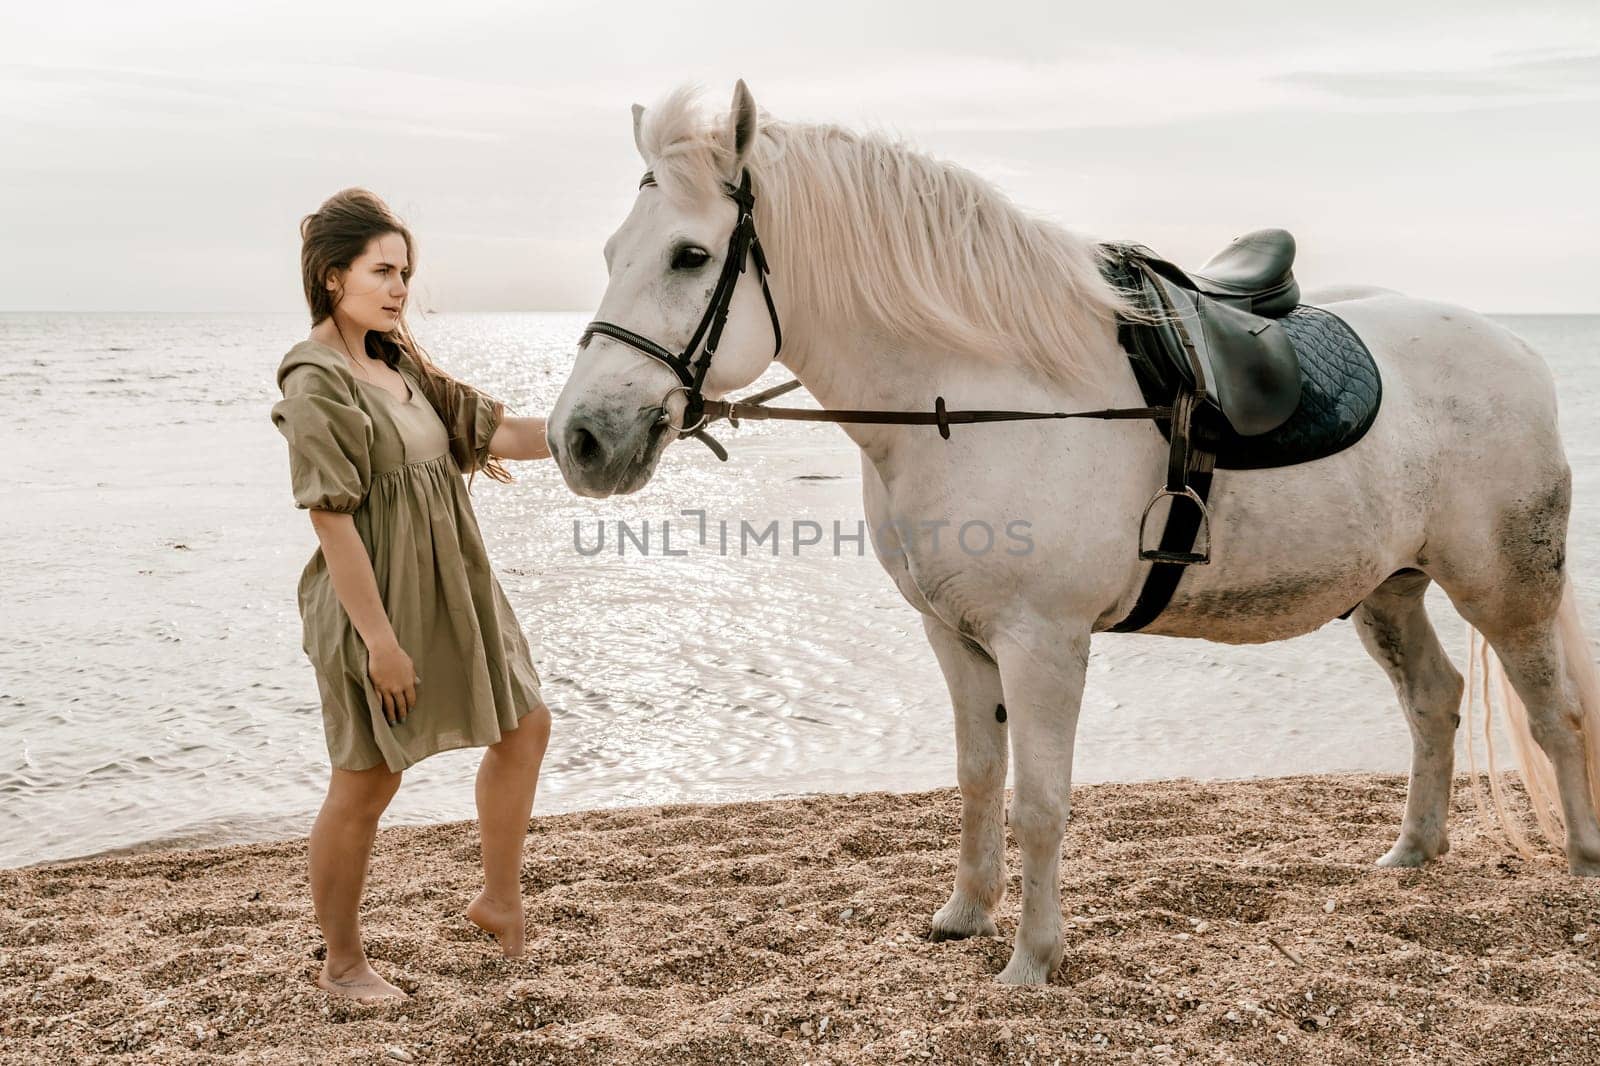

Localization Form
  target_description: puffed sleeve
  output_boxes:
[445,383,506,474]
[270,363,374,513]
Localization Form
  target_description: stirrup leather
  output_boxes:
[1137,388,1215,566]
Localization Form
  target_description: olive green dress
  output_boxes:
[270,340,542,773]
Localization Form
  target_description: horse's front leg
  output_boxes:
[993,624,1089,985]
[921,614,1009,940]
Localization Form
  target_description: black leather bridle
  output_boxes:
[580,168,782,457]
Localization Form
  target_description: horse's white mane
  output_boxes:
[637,85,1134,388]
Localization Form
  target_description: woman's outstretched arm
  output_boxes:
[488,415,551,461]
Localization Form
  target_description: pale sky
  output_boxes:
[2,0,1597,312]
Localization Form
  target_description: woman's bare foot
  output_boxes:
[467,891,527,958]
[316,958,408,1003]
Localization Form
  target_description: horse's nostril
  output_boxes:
[569,424,603,467]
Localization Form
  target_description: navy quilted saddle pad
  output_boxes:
[1166,305,1383,471]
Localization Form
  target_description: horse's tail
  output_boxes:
[1464,577,1600,857]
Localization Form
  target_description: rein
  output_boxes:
[581,166,1173,462]
[704,379,1170,436]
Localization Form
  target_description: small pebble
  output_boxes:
[1574,933,1590,944]
[385,1049,414,1064]
[1324,899,1337,914]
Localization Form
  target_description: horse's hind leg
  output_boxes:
[921,615,1009,940]
[1351,569,1464,866]
[1434,469,1600,874]
[1452,593,1600,874]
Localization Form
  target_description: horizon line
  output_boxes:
[3,308,1598,317]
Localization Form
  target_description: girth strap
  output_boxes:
[1109,417,1216,633]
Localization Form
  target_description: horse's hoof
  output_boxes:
[1375,846,1426,868]
[930,892,999,940]
[1568,854,1600,877]
[995,947,1057,986]
[930,922,996,943]
[930,898,998,941]
[995,958,1051,986]
[1376,834,1447,868]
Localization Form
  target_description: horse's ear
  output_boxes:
[631,103,648,163]
[728,79,757,175]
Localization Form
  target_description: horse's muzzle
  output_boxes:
[553,404,669,497]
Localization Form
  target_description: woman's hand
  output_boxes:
[366,639,420,725]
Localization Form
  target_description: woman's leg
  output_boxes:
[308,762,404,999]
[469,702,552,957]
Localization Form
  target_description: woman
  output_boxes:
[270,188,553,1003]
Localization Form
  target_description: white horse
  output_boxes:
[548,81,1600,984]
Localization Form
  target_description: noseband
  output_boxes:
[581,168,782,456]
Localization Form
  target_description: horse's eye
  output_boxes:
[671,246,711,271]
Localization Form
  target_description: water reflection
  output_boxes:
[2,312,1597,867]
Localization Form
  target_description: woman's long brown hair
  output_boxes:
[299,188,513,489]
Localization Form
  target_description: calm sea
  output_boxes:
[2,312,1597,868]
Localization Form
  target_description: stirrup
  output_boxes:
[1136,486,1212,565]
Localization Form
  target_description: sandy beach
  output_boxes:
[4,772,1599,1064]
